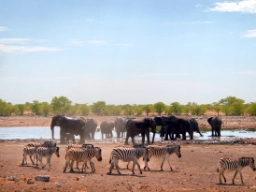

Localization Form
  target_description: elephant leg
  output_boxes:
[125,135,129,145]
[60,129,66,144]
[141,133,146,146]
[131,136,136,145]
[117,131,120,138]
[182,132,186,140]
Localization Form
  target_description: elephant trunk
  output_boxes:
[51,126,54,139]
[151,132,155,144]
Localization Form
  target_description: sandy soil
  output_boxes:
[1,116,256,192]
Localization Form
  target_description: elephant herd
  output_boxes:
[50,115,222,145]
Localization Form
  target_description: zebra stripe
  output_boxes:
[144,145,181,171]
[63,147,102,173]
[107,147,149,175]
[36,147,60,169]
[217,157,256,185]
[21,147,37,166]
[66,143,95,170]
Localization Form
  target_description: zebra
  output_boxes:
[66,143,95,170]
[26,140,57,148]
[144,145,181,171]
[217,157,256,185]
[21,147,37,166]
[63,147,102,173]
[114,144,146,169]
[107,146,149,175]
[35,146,60,169]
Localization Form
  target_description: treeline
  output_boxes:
[0,96,256,116]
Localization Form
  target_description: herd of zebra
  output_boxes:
[21,140,256,185]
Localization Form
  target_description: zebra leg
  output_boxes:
[160,157,166,171]
[70,160,75,172]
[21,154,26,165]
[76,161,80,171]
[89,161,95,173]
[29,155,35,165]
[127,161,130,169]
[132,158,142,174]
[144,159,150,171]
[238,170,244,185]
[221,170,226,184]
[107,160,115,175]
[166,155,173,171]
[232,170,239,185]
[63,160,69,172]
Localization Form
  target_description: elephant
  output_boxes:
[100,121,114,139]
[84,118,98,140]
[207,116,222,137]
[50,115,86,144]
[114,117,128,138]
[125,117,156,146]
[189,118,203,137]
[158,116,193,140]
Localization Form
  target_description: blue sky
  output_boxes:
[0,0,256,105]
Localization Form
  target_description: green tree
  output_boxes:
[154,102,166,115]
[219,96,245,115]
[14,104,25,115]
[91,101,106,115]
[247,102,256,115]
[170,102,182,115]
[41,102,51,116]
[30,100,41,115]
[51,96,72,115]
[123,104,134,115]
[143,104,153,116]
[79,104,90,115]
[0,99,13,116]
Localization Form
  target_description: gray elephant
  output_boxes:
[207,116,222,136]
[100,121,114,139]
[189,118,203,137]
[125,117,156,146]
[50,115,86,144]
[157,116,193,140]
[114,117,127,138]
[84,118,98,140]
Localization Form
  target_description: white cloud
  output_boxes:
[208,0,256,13]
[243,29,256,38]
[195,4,202,8]
[231,70,256,76]
[0,38,30,44]
[88,40,106,46]
[0,26,8,32]
[0,44,62,53]
[68,39,84,46]
[115,43,134,47]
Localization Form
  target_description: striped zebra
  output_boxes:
[36,146,60,169]
[114,145,146,169]
[144,145,181,171]
[66,143,95,170]
[107,146,149,175]
[217,157,256,185]
[63,147,102,173]
[21,147,37,166]
[26,140,57,148]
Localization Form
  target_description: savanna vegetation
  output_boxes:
[0,96,256,117]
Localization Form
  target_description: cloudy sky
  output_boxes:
[0,0,256,105]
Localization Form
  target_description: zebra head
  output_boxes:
[173,145,181,158]
[94,147,102,162]
[246,157,256,171]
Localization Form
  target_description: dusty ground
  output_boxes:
[1,116,256,192]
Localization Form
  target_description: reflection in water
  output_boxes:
[0,127,256,142]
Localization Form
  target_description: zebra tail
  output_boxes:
[109,153,113,164]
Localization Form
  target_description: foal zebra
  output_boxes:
[217,157,256,185]
[36,147,60,169]
[144,145,181,171]
[63,147,102,173]
[107,146,149,175]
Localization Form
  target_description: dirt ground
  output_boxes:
[1,116,256,192]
